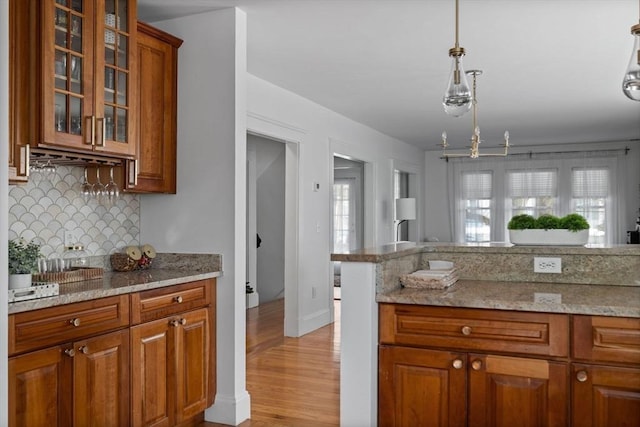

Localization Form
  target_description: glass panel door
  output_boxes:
[97,0,135,154]
[52,0,89,143]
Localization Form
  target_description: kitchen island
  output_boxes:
[332,242,640,427]
[8,252,221,427]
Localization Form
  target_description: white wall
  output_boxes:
[424,140,640,243]
[248,74,425,336]
[1,0,9,422]
[139,8,250,425]
[249,134,285,303]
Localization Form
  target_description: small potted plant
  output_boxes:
[8,238,42,289]
[508,213,590,246]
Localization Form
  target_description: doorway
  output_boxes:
[247,134,286,307]
[332,156,365,297]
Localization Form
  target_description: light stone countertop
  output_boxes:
[9,269,222,315]
[377,280,640,318]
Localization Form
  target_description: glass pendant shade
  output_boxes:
[623,25,640,101]
[443,55,472,117]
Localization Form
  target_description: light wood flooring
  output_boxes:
[201,298,340,427]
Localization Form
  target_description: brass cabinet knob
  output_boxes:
[576,370,588,382]
[174,295,183,303]
[79,345,89,354]
[170,318,187,327]
[64,348,76,357]
[471,360,483,371]
[70,318,81,327]
[452,359,463,369]
[461,326,472,336]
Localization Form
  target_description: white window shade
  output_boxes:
[572,168,609,197]
[462,171,492,199]
[507,170,557,197]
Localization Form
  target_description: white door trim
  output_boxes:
[247,112,304,337]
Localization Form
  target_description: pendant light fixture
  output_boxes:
[443,0,472,117]
[441,70,509,159]
[623,0,640,101]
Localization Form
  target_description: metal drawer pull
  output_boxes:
[471,360,483,371]
[170,318,187,327]
[64,348,76,357]
[70,318,81,327]
[461,326,472,336]
[576,371,588,382]
[174,296,183,303]
[452,359,463,369]
[79,346,89,354]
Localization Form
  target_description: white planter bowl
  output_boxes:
[509,229,589,246]
[9,273,33,289]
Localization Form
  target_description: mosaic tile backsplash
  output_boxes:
[9,165,140,259]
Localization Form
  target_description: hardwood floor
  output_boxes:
[201,298,340,426]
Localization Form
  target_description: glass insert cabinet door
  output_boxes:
[44,0,136,157]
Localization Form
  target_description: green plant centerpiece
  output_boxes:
[8,238,42,289]
[508,213,590,246]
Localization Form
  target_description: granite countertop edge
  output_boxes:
[9,269,222,315]
[376,280,640,318]
[332,242,640,263]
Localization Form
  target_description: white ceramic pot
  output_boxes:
[509,229,589,246]
[9,273,33,290]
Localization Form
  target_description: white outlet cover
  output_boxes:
[534,292,562,304]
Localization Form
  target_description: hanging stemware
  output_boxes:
[92,167,107,204]
[80,167,93,203]
[105,167,120,207]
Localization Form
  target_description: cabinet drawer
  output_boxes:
[379,304,569,357]
[9,295,130,356]
[573,315,640,364]
[131,279,213,324]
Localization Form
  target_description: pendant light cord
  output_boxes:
[455,0,460,48]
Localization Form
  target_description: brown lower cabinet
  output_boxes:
[131,307,210,427]
[9,329,130,427]
[378,304,640,427]
[8,279,216,427]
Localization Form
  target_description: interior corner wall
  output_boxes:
[247,74,425,335]
[1,0,10,421]
[139,8,250,425]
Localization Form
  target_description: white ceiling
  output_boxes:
[137,0,640,151]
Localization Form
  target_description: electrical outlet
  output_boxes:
[64,231,75,247]
[534,257,562,273]
[534,292,562,304]
[312,287,317,298]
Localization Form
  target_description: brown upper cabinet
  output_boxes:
[126,22,182,193]
[10,0,138,181]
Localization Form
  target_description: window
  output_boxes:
[572,168,610,245]
[333,180,355,253]
[507,169,557,218]
[452,152,620,245]
[461,171,492,242]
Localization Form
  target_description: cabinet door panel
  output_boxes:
[74,329,130,427]
[131,23,182,193]
[572,363,640,427]
[468,354,568,427]
[176,308,210,423]
[379,345,466,427]
[131,318,173,427]
[8,345,73,427]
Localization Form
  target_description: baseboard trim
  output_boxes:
[299,307,332,336]
[205,391,251,426]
